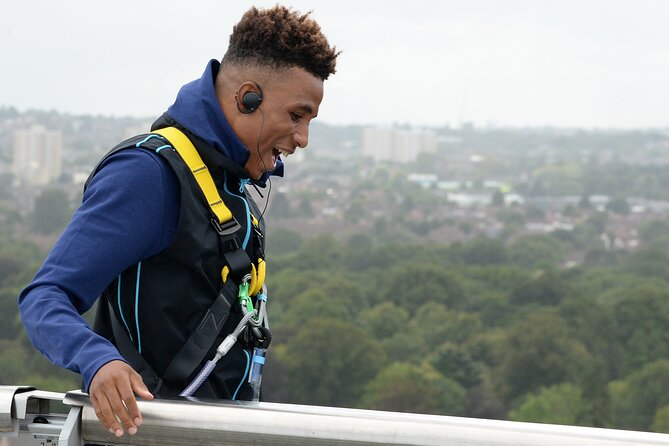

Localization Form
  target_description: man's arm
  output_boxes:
[19,149,179,436]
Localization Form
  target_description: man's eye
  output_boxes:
[290,112,302,122]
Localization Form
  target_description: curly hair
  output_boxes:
[222,6,339,80]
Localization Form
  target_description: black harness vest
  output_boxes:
[88,117,264,399]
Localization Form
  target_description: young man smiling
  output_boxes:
[219,65,324,179]
[19,5,338,438]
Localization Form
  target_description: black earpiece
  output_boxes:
[237,82,264,114]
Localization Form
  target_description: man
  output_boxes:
[19,5,338,438]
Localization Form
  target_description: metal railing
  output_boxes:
[2,385,669,446]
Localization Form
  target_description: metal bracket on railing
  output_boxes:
[0,385,81,446]
[0,386,34,436]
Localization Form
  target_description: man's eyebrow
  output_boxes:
[295,103,316,116]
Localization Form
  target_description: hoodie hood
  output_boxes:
[166,59,284,185]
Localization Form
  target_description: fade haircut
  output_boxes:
[221,5,339,80]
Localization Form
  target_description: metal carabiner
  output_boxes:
[239,274,254,316]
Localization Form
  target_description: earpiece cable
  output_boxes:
[255,108,272,221]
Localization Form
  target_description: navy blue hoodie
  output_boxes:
[18,60,282,391]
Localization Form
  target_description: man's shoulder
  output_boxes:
[80,136,181,255]
[84,131,179,189]
[100,142,169,171]
[84,140,180,207]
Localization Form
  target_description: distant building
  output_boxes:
[446,193,492,208]
[407,173,438,188]
[12,125,63,185]
[362,127,437,163]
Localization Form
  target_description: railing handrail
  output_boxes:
[2,385,669,446]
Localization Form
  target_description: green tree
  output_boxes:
[362,362,466,415]
[268,192,293,219]
[470,292,516,329]
[0,254,28,287]
[382,264,466,311]
[460,238,508,266]
[638,220,669,249]
[652,405,669,433]
[606,197,630,215]
[280,318,387,407]
[266,228,303,254]
[613,286,669,374]
[510,271,575,306]
[380,331,427,363]
[627,247,669,281]
[410,303,482,346]
[0,288,21,340]
[571,213,609,252]
[559,298,619,424]
[495,312,592,402]
[428,343,483,388]
[465,377,506,419]
[345,201,366,225]
[280,274,366,329]
[496,209,524,227]
[509,383,591,426]
[509,235,564,270]
[265,268,332,327]
[607,380,635,430]
[29,188,72,234]
[608,360,669,430]
[345,233,374,271]
[460,265,530,297]
[281,288,352,328]
[359,302,409,339]
[297,196,313,217]
[290,235,344,271]
[0,241,41,287]
[572,269,662,305]
[0,340,30,383]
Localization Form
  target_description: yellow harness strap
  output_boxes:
[152,127,266,294]
[152,127,233,224]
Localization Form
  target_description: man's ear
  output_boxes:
[235,81,264,114]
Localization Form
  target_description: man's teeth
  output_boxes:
[278,149,291,157]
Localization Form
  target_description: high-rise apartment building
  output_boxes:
[362,127,437,163]
[12,125,63,185]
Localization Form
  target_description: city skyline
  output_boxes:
[2,1,669,129]
[12,125,63,185]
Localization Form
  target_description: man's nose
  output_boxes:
[294,125,309,149]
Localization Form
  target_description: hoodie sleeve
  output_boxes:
[18,148,180,391]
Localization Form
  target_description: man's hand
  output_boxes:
[89,360,154,437]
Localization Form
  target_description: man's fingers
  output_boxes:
[88,361,153,435]
[107,390,136,435]
[90,394,111,431]
[130,372,154,401]
[93,394,123,436]
[118,380,142,428]
[121,396,142,430]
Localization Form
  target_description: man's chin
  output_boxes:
[247,166,274,181]
[243,164,263,180]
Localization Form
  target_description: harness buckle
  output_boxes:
[211,217,241,236]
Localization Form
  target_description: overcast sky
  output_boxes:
[2,0,668,128]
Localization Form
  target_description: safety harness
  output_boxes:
[104,127,271,398]
[152,127,266,290]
